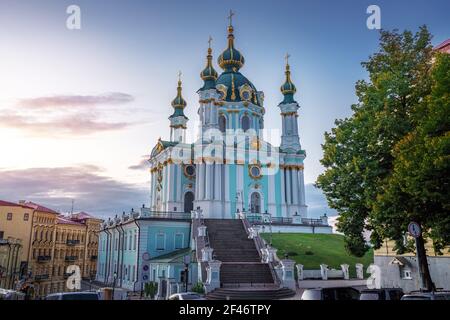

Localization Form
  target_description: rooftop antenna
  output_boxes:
[70,199,74,215]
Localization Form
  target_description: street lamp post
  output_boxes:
[183,255,191,293]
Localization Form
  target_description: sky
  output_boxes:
[0,0,448,219]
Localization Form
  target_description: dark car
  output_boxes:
[359,288,404,300]
[301,287,360,300]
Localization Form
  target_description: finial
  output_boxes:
[208,35,213,49]
[228,9,235,27]
[285,53,290,66]
[177,70,182,83]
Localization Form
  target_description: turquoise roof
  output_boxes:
[170,79,187,118]
[217,25,245,72]
[199,47,218,91]
[215,70,261,106]
[280,63,297,105]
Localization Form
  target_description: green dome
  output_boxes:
[170,79,187,118]
[215,70,261,106]
[280,63,297,104]
[217,26,245,71]
[200,47,218,91]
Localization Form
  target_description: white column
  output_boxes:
[198,163,205,200]
[292,168,299,205]
[205,164,212,200]
[177,165,182,203]
[286,168,291,204]
[299,169,306,205]
[214,164,221,200]
[280,168,286,206]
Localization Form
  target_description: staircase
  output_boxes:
[206,287,296,300]
[203,219,295,300]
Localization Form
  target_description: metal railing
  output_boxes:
[240,217,282,287]
[66,239,80,246]
[140,209,191,220]
[37,255,51,262]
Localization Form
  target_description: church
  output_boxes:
[149,17,310,221]
[96,14,330,299]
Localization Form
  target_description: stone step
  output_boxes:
[206,287,296,300]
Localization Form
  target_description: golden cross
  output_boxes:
[228,9,235,26]
[208,35,213,49]
[285,53,290,65]
[178,70,182,82]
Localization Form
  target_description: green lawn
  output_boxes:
[260,233,373,278]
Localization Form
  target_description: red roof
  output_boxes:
[71,211,94,220]
[434,39,450,53]
[23,201,59,214]
[0,200,34,209]
[57,216,83,226]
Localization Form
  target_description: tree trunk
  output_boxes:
[415,234,436,291]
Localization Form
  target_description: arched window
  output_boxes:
[219,115,226,133]
[241,115,250,132]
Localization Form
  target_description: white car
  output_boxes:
[168,292,206,300]
[45,291,100,300]
[401,291,450,300]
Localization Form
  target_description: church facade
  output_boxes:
[149,21,308,220]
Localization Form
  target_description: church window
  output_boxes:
[241,115,250,132]
[175,233,183,249]
[219,115,227,133]
[156,233,165,250]
[184,165,195,178]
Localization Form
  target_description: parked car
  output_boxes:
[359,288,403,300]
[0,288,25,300]
[401,291,450,300]
[301,287,360,300]
[45,291,100,300]
[168,292,206,300]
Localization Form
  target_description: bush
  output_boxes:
[191,282,205,294]
[304,251,314,255]
[144,282,158,299]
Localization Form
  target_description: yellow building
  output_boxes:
[22,201,59,297]
[0,200,34,289]
[1,200,103,297]
[51,212,102,293]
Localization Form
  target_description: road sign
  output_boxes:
[408,222,421,238]
[142,252,150,261]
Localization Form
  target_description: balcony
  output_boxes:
[90,255,98,261]
[37,255,52,263]
[34,274,49,281]
[65,256,78,262]
[66,239,80,246]
[140,208,191,220]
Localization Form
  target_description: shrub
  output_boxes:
[191,282,205,294]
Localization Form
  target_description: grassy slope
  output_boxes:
[260,233,373,278]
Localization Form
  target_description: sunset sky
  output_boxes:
[0,0,448,218]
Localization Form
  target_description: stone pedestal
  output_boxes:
[341,264,350,280]
[296,264,304,281]
[356,263,364,280]
[320,264,328,280]
[261,247,277,263]
[198,225,207,237]
[280,259,296,290]
[205,260,222,291]
[292,214,302,224]
[201,247,214,262]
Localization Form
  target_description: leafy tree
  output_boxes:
[316,26,448,290]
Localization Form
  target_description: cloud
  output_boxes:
[0,92,137,136]
[128,155,150,170]
[0,113,130,136]
[18,92,134,109]
[0,165,148,219]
